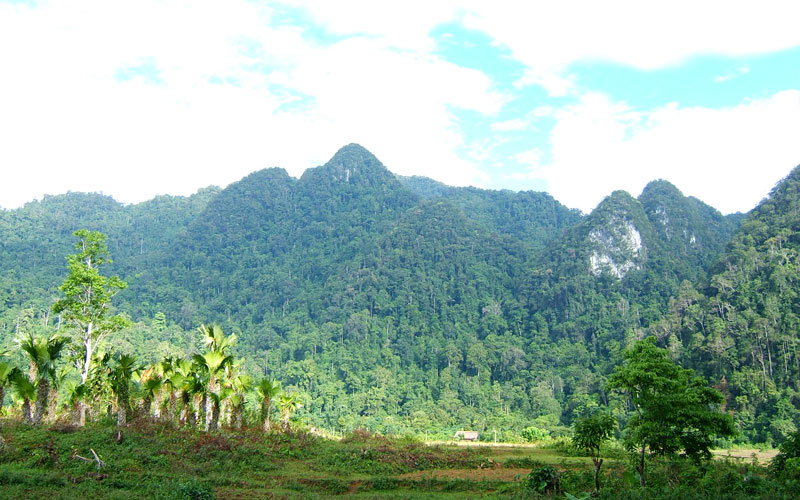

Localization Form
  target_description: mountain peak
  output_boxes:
[329,143,379,165]
[301,143,396,187]
[640,179,683,200]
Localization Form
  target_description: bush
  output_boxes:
[772,430,800,474]
[521,426,550,443]
[175,479,216,500]
[527,465,560,494]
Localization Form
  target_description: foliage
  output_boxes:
[572,413,616,457]
[526,465,561,494]
[521,425,550,443]
[2,146,799,446]
[772,430,800,474]
[609,338,735,461]
[572,412,616,492]
[173,479,216,500]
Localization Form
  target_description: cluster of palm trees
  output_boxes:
[0,332,69,427]
[0,324,301,437]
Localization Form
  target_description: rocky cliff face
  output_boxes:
[588,216,644,278]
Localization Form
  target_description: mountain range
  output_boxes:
[1,144,797,443]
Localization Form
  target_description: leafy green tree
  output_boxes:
[521,425,549,443]
[572,412,616,494]
[52,230,129,426]
[608,338,735,485]
[257,378,281,432]
[771,430,800,475]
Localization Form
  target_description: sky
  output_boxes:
[1,1,799,214]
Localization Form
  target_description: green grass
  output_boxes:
[0,421,796,499]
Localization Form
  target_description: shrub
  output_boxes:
[527,465,560,494]
[521,426,550,443]
[175,479,216,500]
[772,430,800,474]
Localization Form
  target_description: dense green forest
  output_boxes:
[1,143,798,445]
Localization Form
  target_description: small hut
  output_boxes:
[454,430,479,441]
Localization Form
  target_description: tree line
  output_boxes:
[0,231,301,443]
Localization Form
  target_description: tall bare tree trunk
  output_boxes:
[201,393,208,431]
[153,392,162,421]
[638,443,646,487]
[47,387,59,423]
[261,400,271,432]
[33,379,49,425]
[209,400,220,432]
[179,391,189,427]
[233,394,244,430]
[169,391,177,427]
[143,396,152,420]
[116,399,126,443]
[77,322,94,428]
[71,400,82,426]
[22,398,33,424]
[593,457,603,493]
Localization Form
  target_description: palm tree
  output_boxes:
[110,354,137,431]
[194,325,237,431]
[0,362,18,416]
[184,368,207,429]
[256,378,281,432]
[64,381,88,425]
[140,374,163,421]
[47,366,71,423]
[230,374,253,430]
[162,360,186,427]
[278,392,300,431]
[198,324,237,354]
[193,351,232,431]
[173,359,195,427]
[10,372,35,424]
[17,332,69,425]
[0,355,16,448]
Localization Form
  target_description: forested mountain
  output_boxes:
[649,166,800,443]
[0,188,219,315]
[398,175,583,251]
[1,144,796,444]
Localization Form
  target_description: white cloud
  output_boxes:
[514,149,544,169]
[714,66,751,83]
[0,0,504,208]
[462,1,800,92]
[523,90,800,214]
[1,1,798,213]
[491,118,529,131]
[288,0,462,52]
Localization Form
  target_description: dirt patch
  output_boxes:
[399,467,530,481]
[712,448,778,464]
[426,440,537,449]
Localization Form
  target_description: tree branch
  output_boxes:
[73,448,106,469]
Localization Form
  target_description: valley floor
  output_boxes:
[0,421,790,499]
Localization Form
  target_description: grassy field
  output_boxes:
[0,421,790,499]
